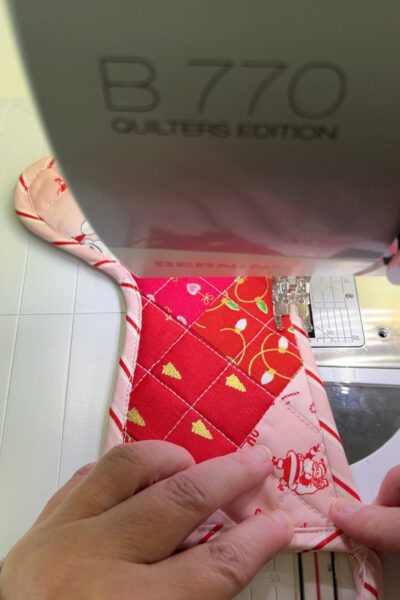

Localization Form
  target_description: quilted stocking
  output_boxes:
[14,158,383,599]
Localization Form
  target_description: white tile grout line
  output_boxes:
[0,233,30,453]
[0,100,12,137]
[56,259,79,488]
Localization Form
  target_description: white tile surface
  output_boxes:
[0,100,125,557]
[20,235,78,315]
[75,261,125,314]
[58,312,124,486]
[0,100,42,314]
[0,315,17,444]
[0,314,73,553]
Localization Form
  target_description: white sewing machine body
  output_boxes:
[7,0,400,279]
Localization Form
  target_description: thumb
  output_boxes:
[34,462,97,526]
[330,498,400,553]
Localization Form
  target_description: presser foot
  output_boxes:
[272,276,313,334]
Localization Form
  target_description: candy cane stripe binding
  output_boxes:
[292,310,382,599]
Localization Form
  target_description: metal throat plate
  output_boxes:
[311,276,400,369]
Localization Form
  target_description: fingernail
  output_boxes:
[332,497,364,514]
[76,462,96,475]
[244,445,272,463]
[270,510,294,530]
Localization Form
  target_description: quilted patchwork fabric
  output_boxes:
[13,158,383,600]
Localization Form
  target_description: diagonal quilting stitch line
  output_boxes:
[132,299,320,438]
[269,473,334,524]
[129,299,323,447]
[199,276,300,355]
[116,268,142,439]
[275,380,321,435]
[136,363,240,449]
[22,166,84,244]
[138,299,270,394]
[291,328,338,502]
[160,320,277,442]
[140,277,173,309]
[130,312,190,395]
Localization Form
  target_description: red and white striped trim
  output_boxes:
[363,582,379,599]
[305,368,324,388]
[332,470,361,501]
[109,406,124,433]
[18,174,28,191]
[198,523,223,544]
[121,281,140,292]
[15,209,43,222]
[119,356,134,382]
[318,416,344,450]
[126,314,141,335]
[292,323,309,340]
[304,529,342,552]
[51,240,80,246]
[93,259,117,269]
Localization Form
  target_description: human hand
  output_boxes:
[330,465,400,553]
[0,441,293,600]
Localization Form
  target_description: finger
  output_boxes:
[158,511,293,600]
[34,462,96,526]
[59,441,195,520]
[330,498,400,553]
[375,465,400,507]
[98,445,273,562]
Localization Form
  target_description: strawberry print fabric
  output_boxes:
[13,158,383,600]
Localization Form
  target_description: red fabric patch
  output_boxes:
[125,276,302,461]
[154,278,228,325]
[137,302,183,369]
[190,276,300,397]
[239,331,302,397]
[265,314,298,347]
[192,301,264,362]
[132,363,146,386]
[151,333,227,406]
[195,370,275,445]
[137,277,169,299]
[126,373,187,440]
[165,409,237,462]
[227,276,273,321]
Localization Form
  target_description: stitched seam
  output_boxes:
[19,163,142,448]
[21,164,347,552]
[20,162,107,265]
[117,269,142,444]
[141,278,174,309]
[290,323,340,506]
[199,276,300,354]
[23,164,86,242]
[136,363,240,448]
[269,473,334,523]
[199,276,277,331]
[131,318,191,394]
[276,380,321,434]
[135,300,286,401]
[132,301,320,439]
[278,373,321,430]
[158,321,275,441]
[142,279,230,326]
[20,171,324,455]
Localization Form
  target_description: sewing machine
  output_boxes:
[6,1,400,597]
